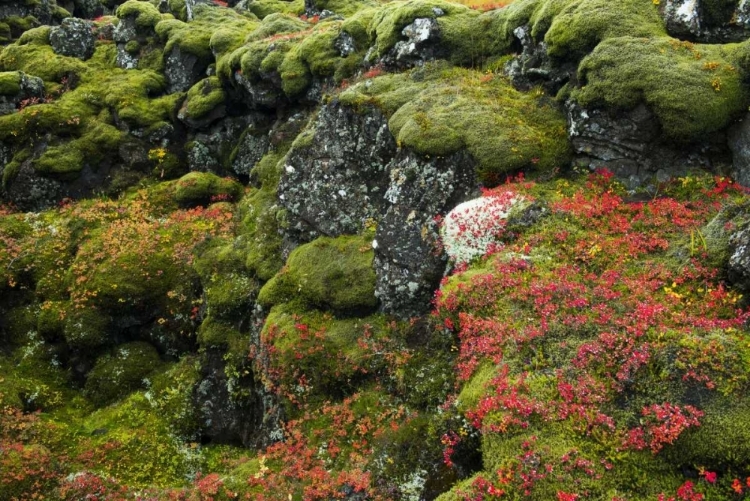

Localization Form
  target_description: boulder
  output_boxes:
[504,24,575,94]
[50,18,96,60]
[165,46,206,94]
[660,0,750,42]
[0,72,45,116]
[381,17,444,69]
[728,113,750,188]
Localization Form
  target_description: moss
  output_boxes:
[573,37,750,141]
[145,356,201,437]
[36,300,67,340]
[173,171,244,207]
[240,186,285,280]
[0,43,89,83]
[157,4,258,64]
[261,304,394,396]
[258,234,377,311]
[278,23,343,96]
[183,76,225,120]
[33,122,122,178]
[0,71,23,94]
[245,0,305,19]
[17,25,50,45]
[84,341,163,406]
[116,0,163,30]
[77,391,195,487]
[245,12,307,42]
[339,65,571,185]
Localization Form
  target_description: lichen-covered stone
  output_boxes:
[49,17,96,60]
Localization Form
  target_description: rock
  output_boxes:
[193,345,282,448]
[382,17,444,69]
[50,18,96,60]
[0,0,59,37]
[232,131,270,178]
[232,65,286,109]
[728,114,750,188]
[565,100,726,189]
[165,46,206,94]
[661,0,702,39]
[504,24,575,94]
[2,159,64,212]
[374,150,477,316]
[280,102,397,239]
[0,72,45,116]
[280,102,478,317]
[335,31,356,58]
[187,141,220,173]
[72,0,103,19]
[729,224,750,291]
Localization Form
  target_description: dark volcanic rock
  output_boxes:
[380,17,445,69]
[0,72,44,116]
[50,17,96,60]
[728,113,750,188]
[566,101,728,189]
[504,24,575,94]
[280,102,478,317]
[659,0,750,42]
[165,46,206,94]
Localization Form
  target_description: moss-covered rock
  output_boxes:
[173,171,244,207]
[339,64,571,184]
[84,341,163,406]
[179,76,226,126]
[573,36,750,141]
[258,234,377,311]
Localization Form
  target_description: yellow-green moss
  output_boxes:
[258,234,377,311]
[116,0,163,29]
[0,70,23,95]
[339,64,571,184]
[173,171,244,207]
[183,76,225,119]
[84,341,163,406]
[573,37,750,141]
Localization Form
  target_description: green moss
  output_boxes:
[258,234,377,311]
[278,23,343,96]
[245,0,305,19]
[157,4,258,64]
[245,12,306,42]
[77,390,195,487]
[0,43,89,83]
[17,25,51,45]
[146,356,201,437]
[183,76,225,120]
[261,304,394,396]
[0,71,23,94]
[573,37,750,141]
[36,300,67,340]
[240,186,285,280]
[63,306,112,348]
[33,121,122,178]
[340,65,571,185]
[84,341,163,406]
[173,171,244,207]
[309,0,377,17]
[116,0,163,30]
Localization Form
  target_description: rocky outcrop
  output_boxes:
[379,15,445,69]
[660,0,750,42]
[165,46,206,93]
[49,17,95,60]
[565,101,729,189]
[728,113,750,188]
[0,72,44,116]
[504,24,575,94]
[280,102,478,317]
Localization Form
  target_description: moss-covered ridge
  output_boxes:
[338,64,570,183]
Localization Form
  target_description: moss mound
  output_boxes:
[258,234,377,311]
[339,64,571,184]
[573,36,750,141]
[84,341,163,406]
[173,171,244,207]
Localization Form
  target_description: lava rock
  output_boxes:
[50,18,96,60]
[165,46,206,94]
[0,72,45,116]
[504,24,575,94]
[382,17,444,69]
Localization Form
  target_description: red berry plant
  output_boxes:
[435,171,750,499]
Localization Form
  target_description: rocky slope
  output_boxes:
[2,0,750,499]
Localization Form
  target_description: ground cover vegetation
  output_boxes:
[1,0,750,499]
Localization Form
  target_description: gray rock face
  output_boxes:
[50,18,96,60]
[504,24,575,94]
[232,131,271,177]
[0,0,57,28]
[374,150,476,316]
[0,72,44,116]
[566,101,725,189]
[280,103,397,238]
[186,115,264,176]
[113,15,146,69]
[165,46,206,94]
[335,31,356,57]
[382,17,444,68]
[194,347,282,448]
[728,114,750,188]
[280,102,478,317]
[1,160,63,212]
[729,223,750,290]
[660,0,750,42]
